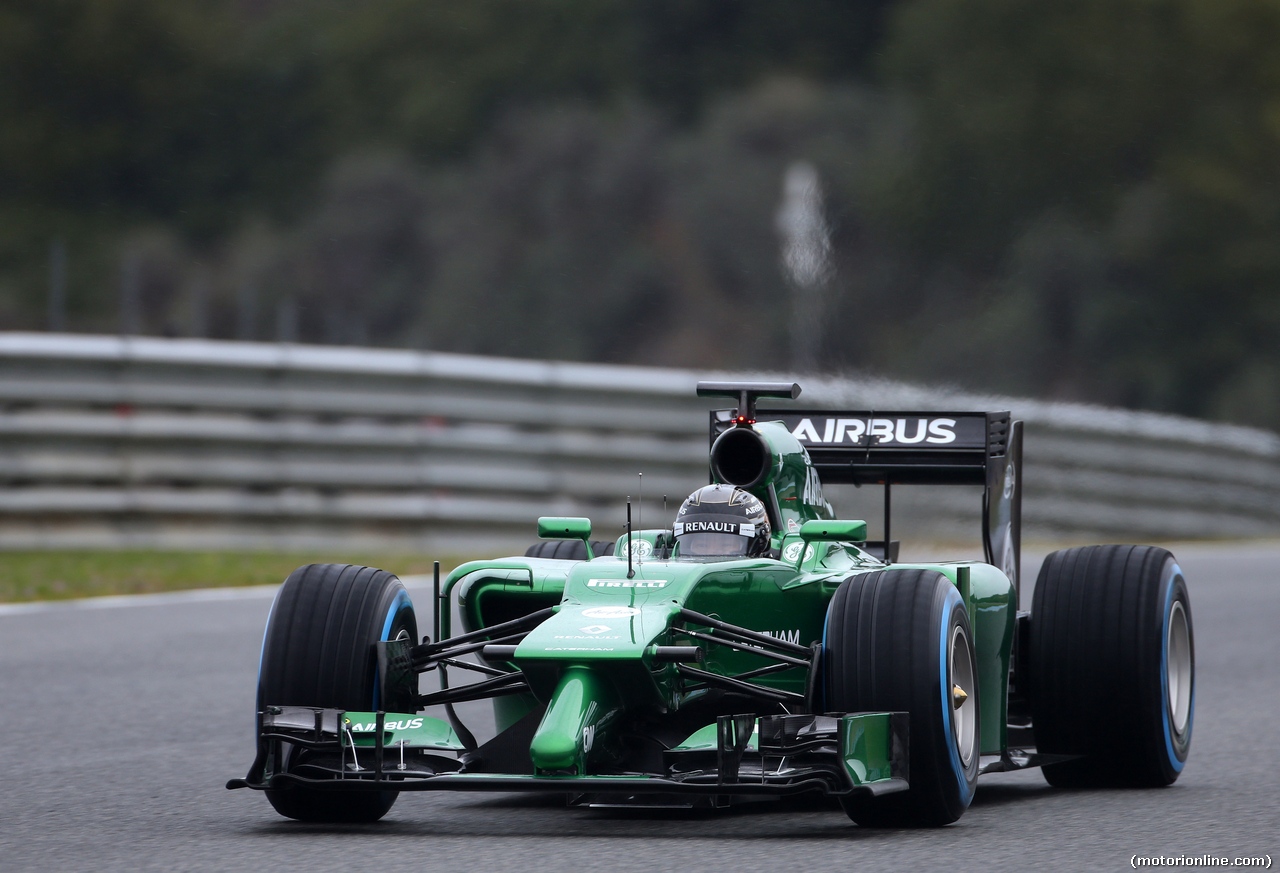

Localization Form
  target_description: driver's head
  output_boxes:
[674,484,771,558]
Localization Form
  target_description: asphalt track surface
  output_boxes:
[2,543,1278,872]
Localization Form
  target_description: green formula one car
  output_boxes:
[229,382,1195,826]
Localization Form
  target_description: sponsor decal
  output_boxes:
[999,525,1017,581]
[582,723,596,753]
[787,417,964,446]
[782,541,806,563]
[586,579,668,589]
[784,412,993,448]
[787,518,800,533]
[348,717,424,732]
[676,520,749,535]
[582,606,640,619]
[547,646,616,652]
[616,538,654,559]
[1003,456,1017,500]
[763,629,802,645]
[554,634,623,640]
[579,624,611,634]
[801,467,824,505]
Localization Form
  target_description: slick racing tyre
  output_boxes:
[1030,545,1194,787]
[825,568,980,827]
[258,564,417,822]
[523,539,614,560]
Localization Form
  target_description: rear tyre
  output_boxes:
[258,563,417,822]
[1030,545,1194,788]
[523,540,613,560]
[825,568,980,827]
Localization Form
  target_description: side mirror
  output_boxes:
[537,517,592,541]
[799,519,868,543]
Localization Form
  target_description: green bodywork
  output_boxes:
[443,420,1018,777]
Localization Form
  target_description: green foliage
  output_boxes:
[874,0,1280,421]
[1,0,1278,432]
[421,104,669,360]
[0,0,890,244]
[0,0,323,235]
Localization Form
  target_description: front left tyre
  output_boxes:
[824,568,980,827]
[258,563,417,822]
[1029,545,1194,787]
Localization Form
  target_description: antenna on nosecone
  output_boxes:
[662,494,670,558]
[637,472,643,560]
[626,497,635,579]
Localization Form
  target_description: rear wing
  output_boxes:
[711,409,1024,594]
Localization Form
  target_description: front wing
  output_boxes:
[227,707,909,799]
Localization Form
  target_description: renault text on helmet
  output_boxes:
[673,484,771,558]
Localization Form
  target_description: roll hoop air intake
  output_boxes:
[710,426,771,488]
[698,382,800,488]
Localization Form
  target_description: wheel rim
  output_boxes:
[949,624,977,768]
[1166,599,1192,738]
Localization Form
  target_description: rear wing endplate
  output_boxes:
[711,409,1023,593]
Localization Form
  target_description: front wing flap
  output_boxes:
[228,707,908,799]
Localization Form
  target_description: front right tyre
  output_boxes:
[257,563,417,822]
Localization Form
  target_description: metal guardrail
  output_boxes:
[1,332,1276,550]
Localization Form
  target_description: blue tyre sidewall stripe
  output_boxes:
[380,589,412,641]
[939,587,975,805]
[1160,563,1192,771]
[255,584,284,734]
[372,588,413,712]
[820,591,833,715]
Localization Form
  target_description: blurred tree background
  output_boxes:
[2,0,1278,429]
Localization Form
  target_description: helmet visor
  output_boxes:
[677,531,751,558]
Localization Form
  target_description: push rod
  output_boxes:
[679,661,791,693]
[677,665,805,705]
[678,608,813,657]
[413,632,529,669]
[733,662,795,681]
[679,629,811,668]
[417,672,526,708]
[415,607,555,657]
[435,656,511,678]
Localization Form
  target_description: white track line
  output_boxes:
[0,573,437,617]
[0,584,281,616]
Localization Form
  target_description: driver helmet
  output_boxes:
[673,484,771,558]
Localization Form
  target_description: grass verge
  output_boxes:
[0,551,473,603]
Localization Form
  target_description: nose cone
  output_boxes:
[529,733,580,773]
[529,666,616,774]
